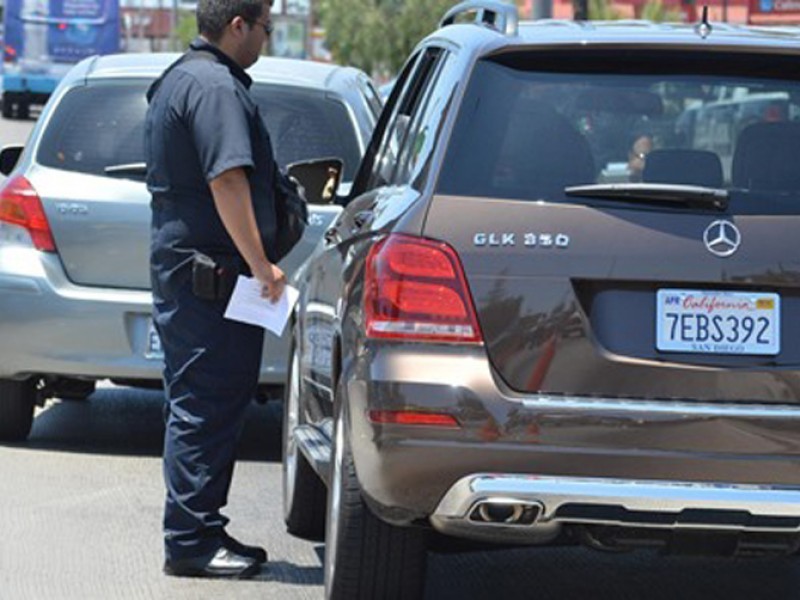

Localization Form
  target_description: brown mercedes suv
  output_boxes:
[282,4,800,598]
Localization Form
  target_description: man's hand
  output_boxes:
[253,261,286,303]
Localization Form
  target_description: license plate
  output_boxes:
[145,320,164,360]
[656,289,780,355]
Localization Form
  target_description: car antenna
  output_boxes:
[694,6,712,39]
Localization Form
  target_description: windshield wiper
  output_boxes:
[564,183,729,210]
[104,162,147,176]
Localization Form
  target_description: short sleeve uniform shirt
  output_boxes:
[146,38,277,287]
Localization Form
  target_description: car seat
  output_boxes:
[732,121,800,192]
[643,149,723,188]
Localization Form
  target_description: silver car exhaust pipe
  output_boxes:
[470,500,543,525]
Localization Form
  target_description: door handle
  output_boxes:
[324,227,340,245]
[352,210,373,230]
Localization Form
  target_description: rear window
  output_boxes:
[252,84,362,181]
[37,81,148,177]
[37,79,363,182]
[437,51,800,212]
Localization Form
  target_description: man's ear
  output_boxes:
[228,15,248,38]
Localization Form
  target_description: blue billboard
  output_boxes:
[4,0,120,64]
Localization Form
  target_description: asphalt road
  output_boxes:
[1,385,798,600]
[1,115,798,600]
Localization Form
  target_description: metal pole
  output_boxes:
[533,0,552,19]
[138,0,145,42]
[171,0,178,50]
[573,0,588,20]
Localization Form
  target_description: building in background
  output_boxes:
[119,0,177,52]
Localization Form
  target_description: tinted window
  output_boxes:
[394,51,455,190]
[367,48,443,190]
[437,51,800,212]
[252,84,362,182]
[38,81,149,176]
[38,80,364,183]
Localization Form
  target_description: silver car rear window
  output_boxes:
[37,80,149,178]
[37,79,363,182]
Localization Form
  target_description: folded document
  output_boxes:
[224,275,299,336]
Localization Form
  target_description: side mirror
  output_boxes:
[0,145,23,176]
[286,157,343,205]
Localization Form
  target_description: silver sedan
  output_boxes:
[0,52,381,440]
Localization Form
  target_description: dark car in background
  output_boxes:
[0,52,381,441]
[282,5,800,599]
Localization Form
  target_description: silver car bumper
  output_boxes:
[431,474,800,544]
[0,248,287,384]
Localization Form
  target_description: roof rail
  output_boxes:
[440,1,519,36]
[526,19,588,29]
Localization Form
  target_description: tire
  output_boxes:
[324,400,428,600]
[0,379,36,442]
[282,339,327,541]
[17,101,29,120]
[1,98,13,120]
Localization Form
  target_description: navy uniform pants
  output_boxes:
[154,264,264,562]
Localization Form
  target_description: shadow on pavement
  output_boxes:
[250,560,323,586]
[6,385,283,462]
[424,545,799,600]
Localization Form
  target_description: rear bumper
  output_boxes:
[0,248,287,384]
[343,343,800,530]
[431,474,800,544]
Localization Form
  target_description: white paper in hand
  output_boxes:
[223,276,299,336]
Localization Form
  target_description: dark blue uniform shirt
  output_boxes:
[146,38,277,269]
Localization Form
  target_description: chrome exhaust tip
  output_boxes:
[470,500,542,525]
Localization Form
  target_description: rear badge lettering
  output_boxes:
[473,233,515,246]
[475,232,569,248]
[55,202,89,216]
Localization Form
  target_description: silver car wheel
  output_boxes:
[324,409,345,598]
[282,347,301,520]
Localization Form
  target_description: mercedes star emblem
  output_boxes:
[703,220,741,258]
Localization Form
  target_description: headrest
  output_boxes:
[732,122,800,191]
[643,149,723,188]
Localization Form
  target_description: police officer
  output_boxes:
[145,0,283,579]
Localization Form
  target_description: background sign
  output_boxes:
[750,0,800,19]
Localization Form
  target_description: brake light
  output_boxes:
[368,409,460,428]
[0,175,56,252]
[364,234,482,343]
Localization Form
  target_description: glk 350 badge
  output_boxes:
[473,232,570,248]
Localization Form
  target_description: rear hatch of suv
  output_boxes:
[31,76,365,290]
[424,49,800,404]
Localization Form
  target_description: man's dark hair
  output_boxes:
[197,0,265,42]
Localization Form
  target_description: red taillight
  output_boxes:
[364,234,482,343]
[0,175,56,252]
[368,409,460,428]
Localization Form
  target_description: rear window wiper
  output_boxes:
[104,162,147,177]
[564,183,729,210]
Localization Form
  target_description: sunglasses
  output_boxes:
[252,18,274,35]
